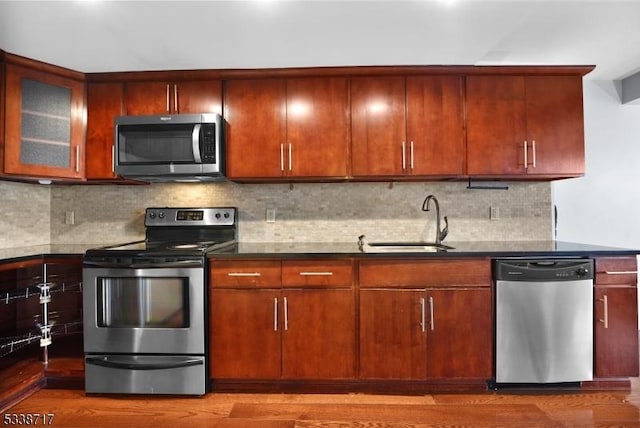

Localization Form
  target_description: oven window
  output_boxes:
[97,277,189,328]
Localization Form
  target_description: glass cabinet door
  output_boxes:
[4,63,85,180]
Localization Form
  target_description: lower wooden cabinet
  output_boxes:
[594,257,639,378]
[209,259,356,381]
[358,258,493,381]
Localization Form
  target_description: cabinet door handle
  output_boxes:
[604,271,638,275]
[166,84,170,112]
[111,145,115,174]
[299,272,333,276]
[227,272,261,277]
[283,296,289,331]
[288,143,293,172]
[523,140,528,169]
[420,297,426,333]
[428,296,434,331]
[401,141,406,171]
[280,144,285,172]
[531,140,536,168]
[410,141,414,171]
[174,84,178,113]
[274,298,278,331]
[599,295,609,329]
[75,146,80,173]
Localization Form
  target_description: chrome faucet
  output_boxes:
[421,195,449,245]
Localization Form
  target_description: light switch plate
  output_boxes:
[266,208,276,223]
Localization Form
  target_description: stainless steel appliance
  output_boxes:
[115,113,225,182]
[494,258,594,384]
[83,207,237,395]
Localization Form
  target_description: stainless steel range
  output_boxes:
[83,207,237,395]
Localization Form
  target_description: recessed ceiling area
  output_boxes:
[1,0,640,80]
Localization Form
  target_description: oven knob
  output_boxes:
[224,212,230,218]
[215,213,221,219]
[149,212,156,219]
[158,212,165,219]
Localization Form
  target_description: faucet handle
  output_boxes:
[439,216,449,242]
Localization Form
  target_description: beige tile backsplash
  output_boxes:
[41,181,552,246]
[0,181,51,248]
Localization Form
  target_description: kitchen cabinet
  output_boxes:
[224,77,350,180]
[3,63,85,180]
[466,75,585,178]
[209,259,355,380]
[124,80,222,115]
[350,75,464,178]
[593,257,639,378]
[85,82,124,180]
[358,258,492,380]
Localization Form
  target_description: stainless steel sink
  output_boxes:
[367,242,455,252]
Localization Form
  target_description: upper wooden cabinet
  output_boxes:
[85,82,124,180]
[124,80,222,115]
[351,75,465,178]
[224,77,350,180]
[3,62,85,180]
[466,75,585,178]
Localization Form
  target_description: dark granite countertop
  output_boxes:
[0,244,109,264]
[209,240,640,258]
[1,241,637,265]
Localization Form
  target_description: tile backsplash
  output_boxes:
[0,181,50,248]
[44,181,552,246]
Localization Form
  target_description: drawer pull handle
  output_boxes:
[299,272,333,276]
[604,271,638,275]
[284,297,289,331]
[429,296,435,331]
[227,272,261,277]
[420,297,426,333]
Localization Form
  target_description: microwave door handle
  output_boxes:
[192,124,202,163]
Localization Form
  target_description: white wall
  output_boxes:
[553,80,640,250]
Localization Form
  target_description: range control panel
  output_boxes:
[145,207,236,227]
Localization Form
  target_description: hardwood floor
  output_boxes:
[4,376,640,427]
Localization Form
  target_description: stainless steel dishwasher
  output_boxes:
[494,259,594,384]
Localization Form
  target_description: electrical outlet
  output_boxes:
[65,211,75,225]
[266,208,276,223]
[490,206,500,221]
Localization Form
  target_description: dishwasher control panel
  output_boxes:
[494,259,594,281]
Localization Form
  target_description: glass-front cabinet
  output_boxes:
[3,63,85,180]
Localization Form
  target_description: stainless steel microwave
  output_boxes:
[115,113,225,182]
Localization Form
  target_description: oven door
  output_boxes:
[83,261,204,355]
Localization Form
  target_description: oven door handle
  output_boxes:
[86,356,203,371]
[83,260,203,269]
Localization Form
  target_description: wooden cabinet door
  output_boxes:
[209,289,281,379]
[286,77,349,178]
[224,79,286,179]
[466,75,527,176]
[359,289,427,379]
[351,76,406,177]
[4,64,85,179]
[594,286,639,378]
[426,288,492,379]
[406,76,465,176]
[86,82,124,180]
[282,289,355,379]
[125,80,222,115]
[524,76,585,176]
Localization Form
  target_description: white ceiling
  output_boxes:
[1,0,640,80]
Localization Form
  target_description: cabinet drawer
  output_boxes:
[595,257,638,286]
[359,258,491,288]
[282,259,353,288]
[210,260,281,288]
